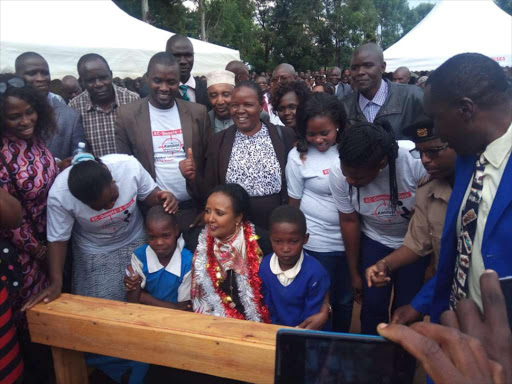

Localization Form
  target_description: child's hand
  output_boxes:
[124,265,141,292]
[297,311,328,330]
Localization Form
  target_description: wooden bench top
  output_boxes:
[28,294,287,383]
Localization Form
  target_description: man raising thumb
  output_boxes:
[179,147,196,181]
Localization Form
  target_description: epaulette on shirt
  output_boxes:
[418,175,433,189]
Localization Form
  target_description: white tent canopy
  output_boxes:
[0,0,240,78]
[384,0,512,72]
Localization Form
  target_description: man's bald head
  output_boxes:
[353,43,384,64]
[15,51,51,95]
[225,61,249,84]
[328,67,342,85]
[393,66,411,84]
[61,75,82,103]
[270,63,296,94]
[166,34,194,83]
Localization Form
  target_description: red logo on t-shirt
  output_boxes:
[90,198,135,222]
[322,169,330,175]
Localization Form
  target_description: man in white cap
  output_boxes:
[206,70,236,133]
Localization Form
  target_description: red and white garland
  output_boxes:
[192,222,270,323]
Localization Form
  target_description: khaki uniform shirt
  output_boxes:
[403,177,452,269]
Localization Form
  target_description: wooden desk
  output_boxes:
[28,294,285,383]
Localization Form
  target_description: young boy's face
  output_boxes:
[270,222,309,270]
[147,219,180,259]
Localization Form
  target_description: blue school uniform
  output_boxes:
[259,252,330,327]
[133,243,193,302]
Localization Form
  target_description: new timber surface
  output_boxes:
[27,294,286,383]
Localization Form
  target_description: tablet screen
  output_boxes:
[275,330,416,384]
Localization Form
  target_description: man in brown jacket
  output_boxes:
[115,52,212,229]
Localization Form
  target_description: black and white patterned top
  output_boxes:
[226,124,282,197]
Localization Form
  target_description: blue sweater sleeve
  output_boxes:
[302,259,330,320]
[410,275,436,315]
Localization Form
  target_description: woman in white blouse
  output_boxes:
[286,92,353,332]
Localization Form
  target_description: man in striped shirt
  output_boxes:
[69,54,139,157]
[342,43,424,140]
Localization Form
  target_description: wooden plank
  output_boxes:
[28,294,285,383]
[52,347,88,384]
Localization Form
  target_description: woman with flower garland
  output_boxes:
[191,184,270,322]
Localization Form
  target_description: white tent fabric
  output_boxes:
[0,0,240,78]
[384,0,512,71]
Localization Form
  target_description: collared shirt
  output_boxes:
[179,75,196,103]
[457,123,512,310]
[69,84,139,157]
[358,80,388,123]
[269,251,304,287]
[403,177,452,269]
[208,110,233,133]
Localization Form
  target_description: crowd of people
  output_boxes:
[0,32,511,384]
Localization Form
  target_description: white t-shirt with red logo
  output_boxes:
[149,103,190,202]
[286,145,344,252]
[47,154,157,254]
[329,142,427,249]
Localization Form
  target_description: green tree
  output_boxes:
[402,3,434,35]
[495,0,512,14]
[373,0,409,49]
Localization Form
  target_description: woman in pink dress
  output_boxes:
[0,75,58,383]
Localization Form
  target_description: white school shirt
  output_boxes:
[286,146,344,252]
[329,143,427,249]
[47,154,156,254]
[149,103,190,202]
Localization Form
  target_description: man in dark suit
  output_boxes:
[165,34,209,109]
[329,66,353,100]
[115,52,212,229]
[15,52,88,167]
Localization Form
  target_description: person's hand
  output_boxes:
[156,190,178,214]
[391,304,423,325]
[377,321,504,384]
[57,157,73,171]
[176,300,193,311]
[124,265,141,292]
[179,148,196,181]
[297,310,329,330]
[351,273,363,304]
[21,281,62,311]
[366,260,391,288]
[441,270,512,382]
[189,211,205,228]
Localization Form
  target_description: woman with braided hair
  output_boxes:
[329,121,429,334]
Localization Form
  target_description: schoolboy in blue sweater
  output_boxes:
[259,205,330,329]
[124,205,193,310]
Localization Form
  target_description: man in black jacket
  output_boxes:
[165,34,209,108]
[342,43,423,139]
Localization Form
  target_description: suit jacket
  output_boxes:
[176,76,210,110]
[204,122,295,224]
[114,97,213,203]
[334,82,353,101]
[47,99,88,159]
[430,154,512,323]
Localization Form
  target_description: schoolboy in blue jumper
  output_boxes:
[259,205,330,329]
[125,205,193,310]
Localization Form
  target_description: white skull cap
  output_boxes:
[206,70,235,89]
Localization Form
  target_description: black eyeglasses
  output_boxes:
[0,77,25,94]
[409,144,450,159]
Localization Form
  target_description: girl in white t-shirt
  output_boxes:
[286,92,353,332]
[24,154,178,309]
[329,121,429,335]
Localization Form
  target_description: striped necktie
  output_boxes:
[179,85,190,101]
